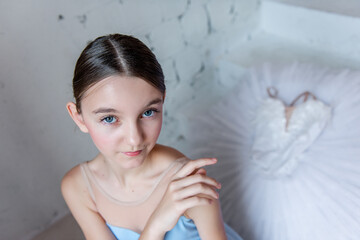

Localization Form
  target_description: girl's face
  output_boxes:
[73,75,164,169]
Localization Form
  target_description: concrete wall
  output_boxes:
[0,0,259,239]
[218,0,360,70]
[270,0,360,18]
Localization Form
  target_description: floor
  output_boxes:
[31,214,84,240]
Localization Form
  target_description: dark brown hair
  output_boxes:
[72,34,165,112]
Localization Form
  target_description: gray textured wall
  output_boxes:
[270,0,360,17]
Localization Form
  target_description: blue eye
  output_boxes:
[142,109,155,118]
[102,116,116,124]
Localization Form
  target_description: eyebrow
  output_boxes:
[92,108,119,114]
[146,98,163,107]
[92,98,163,115]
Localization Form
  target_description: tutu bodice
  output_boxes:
[251,89,331,177]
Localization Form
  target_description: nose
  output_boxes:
[125,121,144,148]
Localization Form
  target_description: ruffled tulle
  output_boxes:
[251,96,331,177]
[186,63,360,240]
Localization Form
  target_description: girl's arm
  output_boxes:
[186,198,227,239]
[61,166,116,240]
[140,158,222,240]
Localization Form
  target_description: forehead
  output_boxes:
[80,75,163,112]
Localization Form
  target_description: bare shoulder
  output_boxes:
[61,163,96,211]
[61,164,82,195]
[151,144,188,167]
[61,163,116,239]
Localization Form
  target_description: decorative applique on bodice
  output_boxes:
[251,88,332,177]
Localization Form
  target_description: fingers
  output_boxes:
[174,196,214,213]
[168,173,221,203]
[161,158,221,217]
[174,182,219,200]
[173,173,221,190]
[148,159,221,233]
[175,158,217,179]
[194,168,206,175]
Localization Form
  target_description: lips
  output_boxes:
[123,150,142,157]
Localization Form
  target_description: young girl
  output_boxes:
[61,34,242,240]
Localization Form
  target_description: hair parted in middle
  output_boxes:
[72,34,165,112]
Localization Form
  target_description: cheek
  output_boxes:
[87,127,116,151]
[152,120,162,139]
[145,117,163,141]
[152,118,162,140]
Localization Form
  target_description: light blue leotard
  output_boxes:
[107,215,242,240]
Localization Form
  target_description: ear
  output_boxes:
[162,91,166,101]
[66,102,89,133]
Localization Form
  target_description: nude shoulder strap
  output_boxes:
[79,162,97,203]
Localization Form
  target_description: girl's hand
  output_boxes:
[142,158,221,238]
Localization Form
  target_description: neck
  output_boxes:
[99,154,153,189]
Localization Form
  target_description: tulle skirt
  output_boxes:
[187,63,360,240]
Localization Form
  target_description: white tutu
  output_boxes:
[186,63,360,240]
